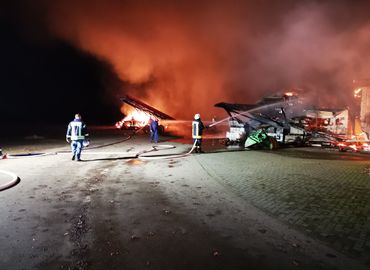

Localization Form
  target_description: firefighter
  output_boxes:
[192,113,205,153]
[66,113,89,161]
[149,115,159,144]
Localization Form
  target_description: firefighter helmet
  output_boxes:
[194,113,200,120]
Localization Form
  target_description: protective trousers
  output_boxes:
[71,140,83,160]
[150,130,158,143]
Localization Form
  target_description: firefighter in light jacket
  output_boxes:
[66,114,89,161]
[192,113,205,153]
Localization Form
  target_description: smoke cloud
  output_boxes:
[39,0,370,118]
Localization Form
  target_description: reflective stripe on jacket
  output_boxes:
[192,120,203,139]
[66,120,88,141]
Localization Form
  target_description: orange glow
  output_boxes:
[349,144,357,151]
[116,105,150,129]
[44,1,370,119]
[123,110,150,125]
[354,88,362,98]
[336,140,370,152]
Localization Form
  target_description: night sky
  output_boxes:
[1,2,122,125]
[2,0,370,126]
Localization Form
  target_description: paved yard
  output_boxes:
[1,131,369,269]
[198,147,370,263]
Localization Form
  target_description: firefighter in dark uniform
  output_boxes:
[66,114,89,161]
[149,115,159,143]
[192,113,205,153]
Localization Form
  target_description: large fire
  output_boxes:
[44,0,370,120]
[354,88,362,98]
[115,106,151,129]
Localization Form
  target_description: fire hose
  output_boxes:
[2,125,197,160]
[132,126,198,159]
[4,152,56,159]
[0,169,20,191]
[0,130,198,191]
[2,140,197,161]
[0,133,133,191]
[137,140,197,160]
[3,134,133,159]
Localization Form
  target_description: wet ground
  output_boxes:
[1,127,370,269]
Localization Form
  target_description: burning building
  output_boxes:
[116,95,174,133]
[302,109,349,136]
[353,79,370,139]
[216,88,370,150]
[359,87,370,137]
[30,0,370,122]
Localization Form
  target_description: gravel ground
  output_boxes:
[0,128,369,270]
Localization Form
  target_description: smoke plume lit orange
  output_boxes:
[42,0,370,119]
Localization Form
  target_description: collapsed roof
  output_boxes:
[120,95,175,120]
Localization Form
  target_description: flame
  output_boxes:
[354,88,362,98]
[116,104,150,129]
[123,110,150,124]
[44,1,370,119]
[349,144,357,151]
[335,140,370,152]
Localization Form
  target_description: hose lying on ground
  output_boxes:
[57,133,132,153]
[5,152,56,159]
[0,130,195,191]
[2,125,199,161]
[3,133,133,158]
[137,141,197,160]
[0,137,197,191]
[0,169,20,191]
